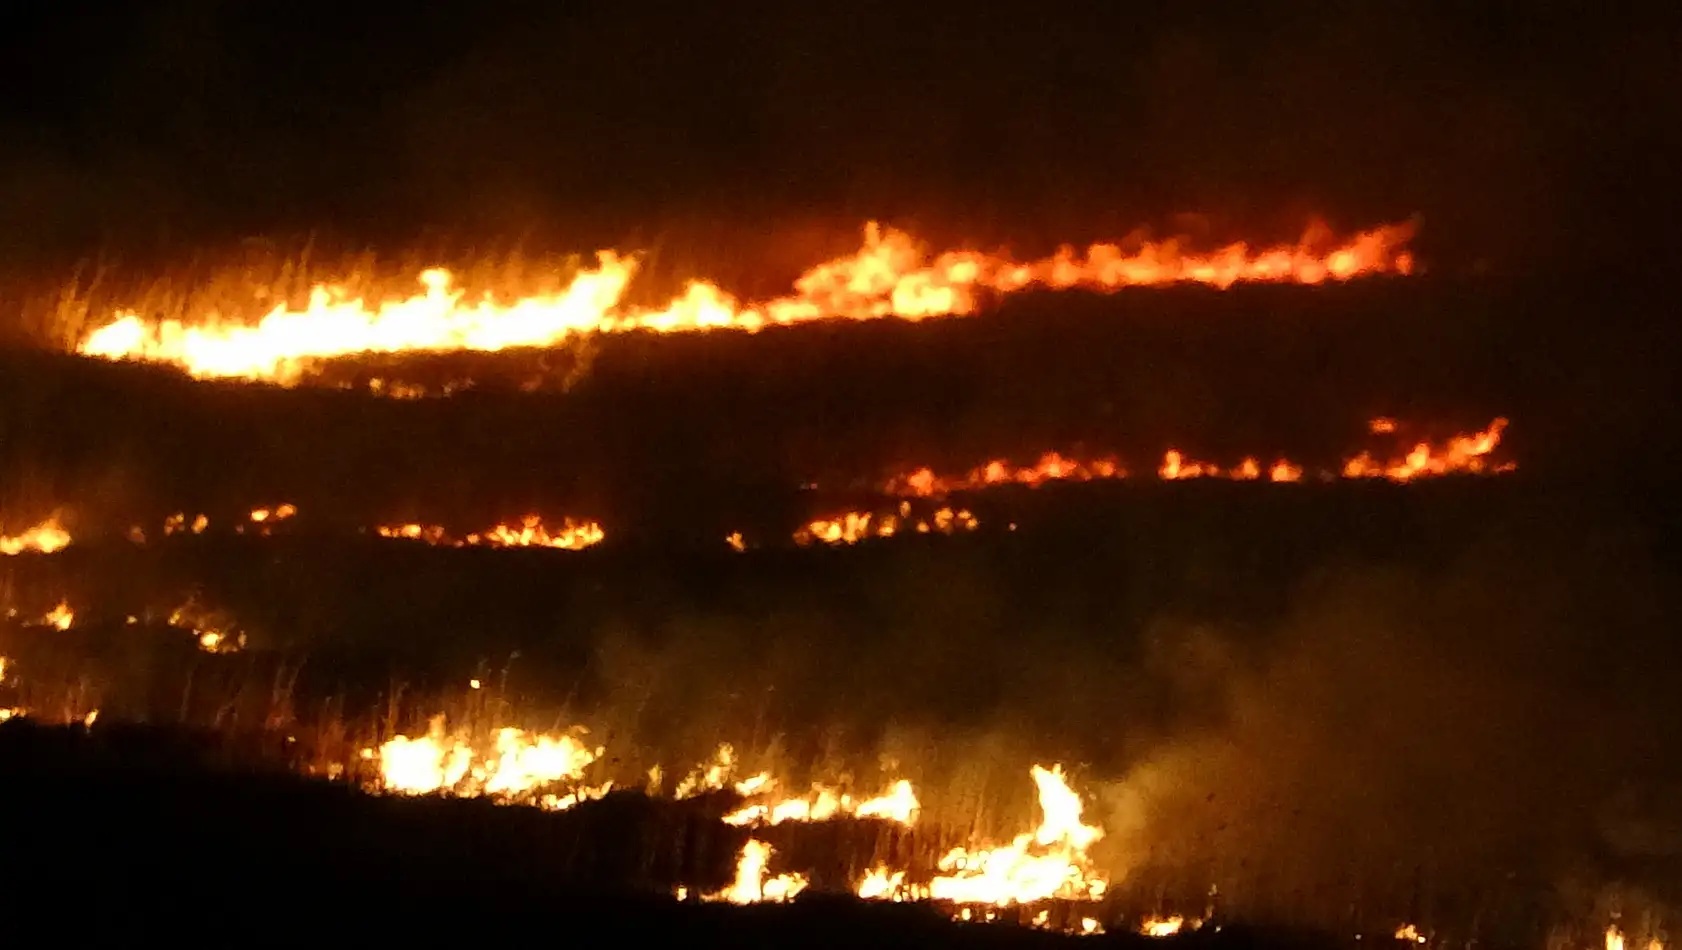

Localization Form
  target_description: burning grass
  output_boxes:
[64,220,1416,385]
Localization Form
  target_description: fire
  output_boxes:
[249,504,296,524]
[724,777,920,828]
[885,419,1510,496]
[168,599,246,653]
[1343,418,1511,481]
[858,867,915,901]
[376,515,604,551]
[369,715,605,806]
[1143,916,1188,937]
[793,504,978,547]
[32,600,75,631]
[76,220,1417,384]
[0,516,71,556]
[709,840,809,905]
[162,513,211,536]
[887,453,1125,497]
[674,743,740,798]
[923,764,1107,907]
[1396,923,1428,944]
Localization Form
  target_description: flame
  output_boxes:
[77,220,1417,384]
[1608,927,1626,950]
[925,764,1107,906]
[0,517,71,556]
[1343,418,1510,481]
[1396,923,1428,944]
[1143,916,1188,937]
[885,419,1511,497]
[858,867,913,901]
[675,743,739,798]
[376,515,604,551]
[370,715,604,805]
[708,840,809,904]
[168,599,246,653]
[724,777,920,828]
[887,453,1125,497]
[35,600,75,631]
[793,505,978,547]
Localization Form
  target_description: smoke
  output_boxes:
[553,513,1682,928]
[1094,527,1682,925]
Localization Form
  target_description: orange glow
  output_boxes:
[793,504,978,546]
[370,715,606,807]
[923,764,1108,907]
[1342,417,1511,481]
[885,419,1510,496]
[0,516,71,556]
[376,515,604,551]
[709,840,809,904]
[77,220,1417,384]
[724,777,920,828]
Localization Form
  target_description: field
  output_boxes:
[0,234,1678,946]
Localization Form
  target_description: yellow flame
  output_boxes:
[0,517,71,556]
[708,840,810,904]
[724,777,920,828]
[926,764,1107,906]
[77,220,1418,384]
[1143,916,1187,937]
[371,715,602,805]
[377,515,604,551]
[40,601,74,631]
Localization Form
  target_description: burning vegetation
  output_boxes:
[74,220,1415,385]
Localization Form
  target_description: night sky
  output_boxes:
[0,1,1676,271]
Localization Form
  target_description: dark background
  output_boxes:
[0,1,1676,275]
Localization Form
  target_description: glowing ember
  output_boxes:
[77,220,1417,384]
[376,515,604,551]
[0,516,71,556]
[925,764,1107,906]
[370,715,604,806]
[1395,924,1428,944]
[794,504,978,547]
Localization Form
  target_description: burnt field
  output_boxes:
[1,275,1679,943]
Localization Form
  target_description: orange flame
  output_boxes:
[78,220,1417,383]
[0,516,71,556]
[376,515,604,551]
[885,419,1509,497]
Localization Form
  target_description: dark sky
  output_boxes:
[0,1,1676,270]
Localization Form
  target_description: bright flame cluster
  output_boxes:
[365,721,1112,923]
[77,220,1417,384]
[0,517,71,556]
[367,715,607,808]
[793,503,979,547]
[376,516,605,551]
